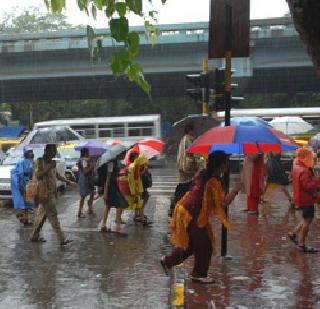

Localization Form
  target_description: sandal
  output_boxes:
[60,239,73,247]
[142,218,153,227]
[100,226,111,233]
[77,212,86,218]
[288,233,298,245]
[30,237,47,243]
[298,245,318,254]
[23,220,33,227]
[190,276,215,284]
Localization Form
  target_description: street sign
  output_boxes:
[209,0,250,58]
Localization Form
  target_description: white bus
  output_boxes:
[33,114,162,141]
[216,107,320,127]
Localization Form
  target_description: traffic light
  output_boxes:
[214,68,225,109]
[185,73,208,103]
[213,67,243,111]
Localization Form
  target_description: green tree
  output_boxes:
[0,6,76,33]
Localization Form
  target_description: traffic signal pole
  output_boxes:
[221,2,232,257]
[202,59,209,115]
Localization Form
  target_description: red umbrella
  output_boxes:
[187,125,298,155]
[124,138,165,164]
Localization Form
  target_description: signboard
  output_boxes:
[209,0,250,58]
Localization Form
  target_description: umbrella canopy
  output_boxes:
[269,116,313,135]
[22,126,84,145]
[221,117,271,127]
[164,114,219,156]
[124,138,165,164]
[187,125,298,155]
[74,140,110,156]
[97,144,129,168]
[136,138,164,158]
[309,132,320,149]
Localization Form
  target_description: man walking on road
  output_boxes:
[177,123,198,182]
[29,144,74,246]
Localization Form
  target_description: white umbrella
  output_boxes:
[269,116,313,135]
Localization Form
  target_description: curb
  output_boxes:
[170,263,187,308]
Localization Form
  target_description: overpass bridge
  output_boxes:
[0,17,319,102]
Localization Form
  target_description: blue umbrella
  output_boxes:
[75,140,110,156]
[221,117,272,127]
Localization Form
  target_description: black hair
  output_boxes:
[129,152,139,163]
[24,150,33,159]
[80,148,89,157]
[184,123,194,135]
[205,151,227,181]
[45,144,57,153]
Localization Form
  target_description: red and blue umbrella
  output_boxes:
[187,125,298,155]
[221,117,272,127]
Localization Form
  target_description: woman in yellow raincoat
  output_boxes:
[160,151,241,283]
[124,153,151,226]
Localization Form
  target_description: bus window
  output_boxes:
[98,130,111,138]
[142,127,153,136]
[112,127,125,137]
[129,128,140,136]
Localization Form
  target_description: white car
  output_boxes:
[0,148,66,201]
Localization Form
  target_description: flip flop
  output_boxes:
[30,237,47,243]
[100,226,112,233]
[298,245,318,254]
[190,276,215,284]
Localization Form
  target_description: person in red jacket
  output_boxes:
[288,148,320,253]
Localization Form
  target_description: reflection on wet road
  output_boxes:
[0,167,177,308]
[187,182,320,308]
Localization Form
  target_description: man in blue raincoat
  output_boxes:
[11,148,35,226]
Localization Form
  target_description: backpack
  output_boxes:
[95,163,108,187]
[142,170,152,188]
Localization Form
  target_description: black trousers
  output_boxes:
[164,221,212,278]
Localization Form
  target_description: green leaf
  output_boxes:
[127,62,143,81]
[111,48,131,76]
[125,0,142,16]
[91,4,97,19]
[115,2,127,17]
[77,0,89,11]
[110,17,129,42]
[93,0,104,10]
[105,4,114,18]
[49,0,66,12]
[128,62,151,95]
[127,32,140,56]
[87,25,95,58]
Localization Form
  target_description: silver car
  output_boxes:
[0,147,66,201]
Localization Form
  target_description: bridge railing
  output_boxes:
[0,17,298,53]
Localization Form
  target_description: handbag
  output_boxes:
[25,158,49,204]
[24,179,49,204]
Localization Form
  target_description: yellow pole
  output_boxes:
[202,58,209,115]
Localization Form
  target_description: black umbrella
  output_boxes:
[164,114,219,157]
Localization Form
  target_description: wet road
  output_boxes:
[0,166,177,309]
[186,183,320,308]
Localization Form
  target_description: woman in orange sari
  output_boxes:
[160,151,241,283]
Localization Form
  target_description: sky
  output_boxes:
[0,0,290,28]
